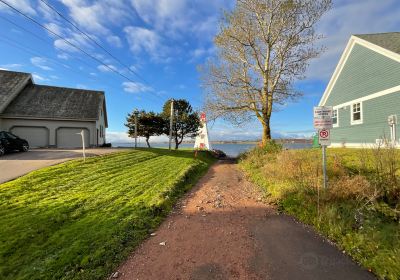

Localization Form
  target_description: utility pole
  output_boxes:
[134,109,139,149]
[169,99,174,150]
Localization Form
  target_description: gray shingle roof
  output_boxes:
[355,32,400,55]
[2,83,105,121]
[0,70,31,113]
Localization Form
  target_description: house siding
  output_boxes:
[324,43,400,106]
[330,93,400,145]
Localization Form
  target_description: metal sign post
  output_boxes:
[318,129,331,189]
[314,106,333,189]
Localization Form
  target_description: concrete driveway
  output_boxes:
[0,148,128,184]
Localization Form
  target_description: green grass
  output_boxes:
[239,147,400,280]
[0,148,216,280]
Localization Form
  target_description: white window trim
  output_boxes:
[350,102,363,125]
[332,109,339,127]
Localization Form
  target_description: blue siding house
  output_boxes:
[319,32,400,147]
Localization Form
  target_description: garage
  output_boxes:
[56,128,90,148]
[11,126,49,148]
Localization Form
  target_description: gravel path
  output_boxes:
[115,160,375,280]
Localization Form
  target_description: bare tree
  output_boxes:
[200,0,331,146]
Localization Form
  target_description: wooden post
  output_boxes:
[169,99,174,150]
[134,109,139,149]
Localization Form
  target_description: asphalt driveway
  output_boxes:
[0,148,128,184]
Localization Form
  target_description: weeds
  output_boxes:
[239,146,400,280]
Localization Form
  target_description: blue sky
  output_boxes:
[1,0,400,143]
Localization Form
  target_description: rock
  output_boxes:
[198,206,204,211]
[159,241,166,246]
[150,233,157,236]
[111,271,120,278]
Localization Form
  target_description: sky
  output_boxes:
[1,0,400,144]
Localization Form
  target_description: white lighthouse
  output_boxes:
[194,112,212,150]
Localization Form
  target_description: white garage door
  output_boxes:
[11,126,49,148]
[57,128,90,148]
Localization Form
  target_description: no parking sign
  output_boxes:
[318,129,331,146]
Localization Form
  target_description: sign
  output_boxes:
[318,129,331,146]
[313,106,333,129]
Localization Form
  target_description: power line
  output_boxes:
[0,0,138,84]
[0,15,166,106]
[38,0,147,83]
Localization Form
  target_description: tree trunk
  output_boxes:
[145,137,151,148]
[175,135,179,150]
[261,120,272,147]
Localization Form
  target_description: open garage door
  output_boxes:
[11,126,49,148]
[57,128,90,148]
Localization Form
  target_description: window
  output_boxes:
[351,102,362,124]
[5,132,17,139]
[332,109,338,127]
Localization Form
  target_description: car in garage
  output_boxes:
[0,131,29,156]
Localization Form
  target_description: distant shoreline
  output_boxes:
[113,138,312,146]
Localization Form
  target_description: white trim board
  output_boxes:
[329,142,400,149]
[332,84,400,110]
[319,35,400,106]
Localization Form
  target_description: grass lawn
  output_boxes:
[0,148,215,280]
[240,146,400,280]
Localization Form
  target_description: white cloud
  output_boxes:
[0,63,23,70]
[57,53,70,60]
[107,131,169,144]
[97,64,118,72]
[189,46,215,62]
[30,57,53,71]
[53,32,93,53]
[122,81,153,93]
[32,73,50,82]
[130,0,188,36]
[106,35,122,48]
[307,0,400,81]
[44,22,66,37]
[0,0,36,16]
[61,0,130,34]
[107,131,131,144]
[124,26,168,60]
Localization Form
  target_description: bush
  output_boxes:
[329,175,376,201]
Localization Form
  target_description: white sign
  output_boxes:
[314,106,333,129]
[318,129,331,146]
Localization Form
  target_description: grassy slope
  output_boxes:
[0,148,215,280]
[240,148,400,280]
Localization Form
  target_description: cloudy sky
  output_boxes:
[1,0,400,143]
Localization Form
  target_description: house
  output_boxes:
[0,69,108,148]
[318,32,400,147]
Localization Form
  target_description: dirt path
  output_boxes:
[115,160,375,280]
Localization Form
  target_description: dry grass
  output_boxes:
[239,144,400,280]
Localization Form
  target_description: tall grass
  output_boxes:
[239,143,400,280]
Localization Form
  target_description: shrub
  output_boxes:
[329,175,376,202]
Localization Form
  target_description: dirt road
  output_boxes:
[116,160,375,280]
